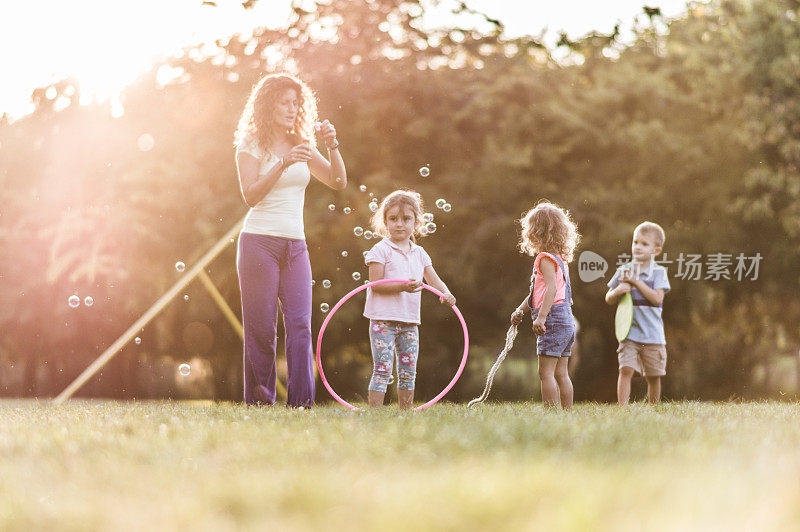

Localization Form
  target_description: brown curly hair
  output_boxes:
[519,200,580,262]
[370,190,427,241]
[234,73,317,154]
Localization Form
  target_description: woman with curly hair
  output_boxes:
[510,201,580,410]
[234,73,346,408]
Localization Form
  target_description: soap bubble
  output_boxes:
[369,202,378,213]
[353,226,364,237]
[352,272,361,281]
[134,337,142,345]
[364,230,373,239]
[322,279,331,288]
[419,226,428,236]
[68,295,80,308]
[425,222,437,234]
[137,134,154,152]
[435,199,446,209]
[360,185,367,192]
[311,279,316,286]
[419,166,430,177]
[84,296,94,307]
[422,213,434,222]
[184,295,189,301]
[328,204,335,211]
[178,363,191,377]
[363,251,368,258]
[320,303,330,313]
[443,203,452,212]
[343,207,351,214]
[175,261,186,272]
[341,251,348,257]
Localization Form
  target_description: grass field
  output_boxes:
[1,400,799,531]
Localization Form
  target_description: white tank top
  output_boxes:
[236,134,310,240]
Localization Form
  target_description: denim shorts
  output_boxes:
[531,303,575,357]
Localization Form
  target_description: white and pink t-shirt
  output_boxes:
[363,238,432,325]
[528,252,572,309]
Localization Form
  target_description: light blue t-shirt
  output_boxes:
[608,262,670,345]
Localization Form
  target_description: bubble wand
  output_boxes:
[467,323,519,408]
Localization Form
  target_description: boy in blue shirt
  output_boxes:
[605,222,670,405]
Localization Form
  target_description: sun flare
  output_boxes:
[2,0,293,119]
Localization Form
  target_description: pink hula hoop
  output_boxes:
[315,278,470,411]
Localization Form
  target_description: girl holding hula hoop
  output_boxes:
[234,73,346,408]
[363,190,456,409]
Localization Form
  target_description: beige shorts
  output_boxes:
[617,340,667,377]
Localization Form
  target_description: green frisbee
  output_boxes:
[615,292,633,342]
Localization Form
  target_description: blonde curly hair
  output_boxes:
[234,73,317,154]
[519,201,580,262]
[370,190,427,241]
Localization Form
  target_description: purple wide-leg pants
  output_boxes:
[237,232,315,407]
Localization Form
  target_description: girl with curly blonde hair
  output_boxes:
[234,72,347,408]
[510,201,580,410]
[362,190,456,409]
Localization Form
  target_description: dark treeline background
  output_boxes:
[2,0,799,403]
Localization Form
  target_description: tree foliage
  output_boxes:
[1,0,798,401]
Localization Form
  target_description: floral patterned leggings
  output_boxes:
[368,320,419,392]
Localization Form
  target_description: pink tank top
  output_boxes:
[529,252,571,309]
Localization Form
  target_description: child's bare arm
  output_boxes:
[423,266,456,306]
[510,294,531,324]
[532,258,558,335]
[628,279,665,306]
[510,295,529,324]
[605,283,631,305]
[368,263,421,293]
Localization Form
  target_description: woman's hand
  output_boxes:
[284,144,313,167]
[316,120,338,148]
[403,279,423,292]
[510,308,525,325]
[439,293,456,306]
[532,316,547,336]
